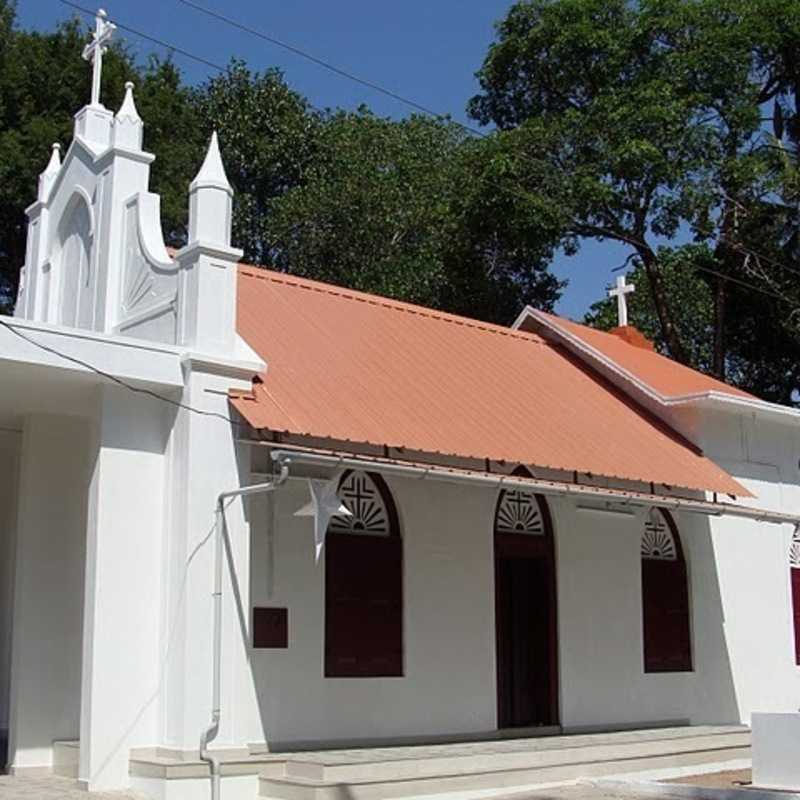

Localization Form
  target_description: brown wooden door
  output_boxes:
[495,534,558,728]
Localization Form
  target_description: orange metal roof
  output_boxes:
[232,266,747,497]
[531,312,755,401]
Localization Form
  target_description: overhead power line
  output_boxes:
[60,0,227,73]
[175,0,493,141]
[56,1,800,313]
[0,317,252,432]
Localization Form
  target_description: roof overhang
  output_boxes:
[514,307,800,425]
[249,443,800,527]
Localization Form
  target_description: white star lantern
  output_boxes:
[294,474,351,562]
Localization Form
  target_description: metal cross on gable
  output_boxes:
[608,274,635,327]
[82,9,116,108]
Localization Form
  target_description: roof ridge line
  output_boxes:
[238,265,547,343]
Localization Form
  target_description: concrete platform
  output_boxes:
[122,725,751,799]
[256,726,750,800]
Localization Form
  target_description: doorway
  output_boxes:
[494,484,558,729]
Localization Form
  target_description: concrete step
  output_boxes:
[258,727,751,800]
[52,740,80,779]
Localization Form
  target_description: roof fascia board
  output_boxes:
[515,307,799,424]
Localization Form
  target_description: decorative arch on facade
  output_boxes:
[641,508,692,673]
[325,470,402,677]
[789,526,800,665]
[492,466,559,728]
[493,466,553,539]
[56,191,94,329]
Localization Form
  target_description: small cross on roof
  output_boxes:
[608,274,635,327]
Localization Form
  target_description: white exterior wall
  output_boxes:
[697,408,800,724]
[8,415,89,771]
[0,429,21,739]
[240,450,799,747]
[555,501,740,729]
[244,476,498,746]
[78,384,170,790]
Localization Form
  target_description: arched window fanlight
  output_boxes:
[790,526,800,665]
[495,488,545,535]
[325,470,402,678]
[641,508,692,673]
[329,470,393,535]
[641,510,678,560]
[790,526,800,569]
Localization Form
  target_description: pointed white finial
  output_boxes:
[113,81,143,150]
[190,131,233,194]
[188,132,234,246]
[608,274,635,327]
[37,143,62,201]
[117,82,140,121]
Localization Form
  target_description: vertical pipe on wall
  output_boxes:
[199,461,290,800]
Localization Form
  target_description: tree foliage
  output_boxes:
[470,0,800,403]
[268,109,562,320]
[0,3,562,322]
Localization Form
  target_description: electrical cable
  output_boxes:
[55,1,800,316]
[0,317,254,432]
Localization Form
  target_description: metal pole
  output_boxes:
[199,460,291,800]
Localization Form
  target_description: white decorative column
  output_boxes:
[176,132,242,355]
[158,132,266,757]
[77,385,170,790]
[7,416,90,774]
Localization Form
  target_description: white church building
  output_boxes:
[1,12,800,800]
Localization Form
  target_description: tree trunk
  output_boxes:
[712,274,726,380]
[639,248,689,364]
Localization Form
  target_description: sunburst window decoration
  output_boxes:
[641,509,677,560]
[495,488,545,535]
[790,524,800,569]
[328,471,391,536]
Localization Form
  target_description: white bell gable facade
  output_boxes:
[1,13,800,800]
[2,28,265,791]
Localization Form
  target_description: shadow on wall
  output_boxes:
[237,484,742,747]
[550,500,740,730]
[689,516,740,725]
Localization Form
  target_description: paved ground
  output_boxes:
[503,785,654,800]
[0,770,756,799]
[0,775,691,800]
[0,775,141,799]
[666,769,752,788]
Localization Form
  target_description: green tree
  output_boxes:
[194,62,321,265]
[469,0,800,402]
[268,109,563,321]
[0,6,564,324]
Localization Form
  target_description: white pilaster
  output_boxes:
[7,416,90,774]
[162,366,255,752]
[78,385,169,790]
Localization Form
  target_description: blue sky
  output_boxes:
[17,0,630,319]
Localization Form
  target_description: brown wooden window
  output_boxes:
[790,528,800,665]
[325,470,402,678]
[641,509,692,673]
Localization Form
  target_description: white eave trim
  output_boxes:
[263,445,800,527]
[515,307,800,423]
